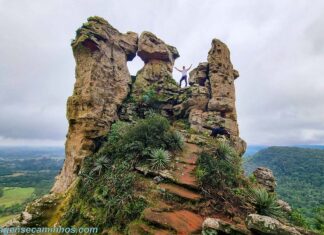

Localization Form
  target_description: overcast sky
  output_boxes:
[0,0,323,147]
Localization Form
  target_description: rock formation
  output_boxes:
[131,32,180,117]
[246,214,308,235]
[8,16,312,235]
[52,18,247,194]
[180,39,246,154]
[253,167,277,192]
[52,17,138,193]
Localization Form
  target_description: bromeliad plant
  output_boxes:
[149,148,171,170]
[248,187,283,218]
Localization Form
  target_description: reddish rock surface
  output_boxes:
[143,209,204,234]
[172,162,198,189]
[159,183,202,201]
[176,143,200,165]
[128,223,172,235]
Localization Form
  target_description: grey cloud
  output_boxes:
[0,0,323,146]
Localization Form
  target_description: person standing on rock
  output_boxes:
[175,64,192,87]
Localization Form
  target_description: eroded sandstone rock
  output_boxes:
[202,217,251,235]
[131,31,180,118]
[246,214,301,235]
[277,199,292,213]
[137,31,179,64]
[253,167,277,192]
[52,16,138,193]
[177,39,246,154]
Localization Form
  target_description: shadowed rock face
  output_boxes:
[51,17,138,193]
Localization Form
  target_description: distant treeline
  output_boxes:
[244,146,324,225]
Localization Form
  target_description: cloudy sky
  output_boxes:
[0,0,323,147]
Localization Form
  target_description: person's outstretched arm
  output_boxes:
[187,64,192,70]
[174,67,181,72]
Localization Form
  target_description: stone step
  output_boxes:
[176,143,200,165]
[172,162,198,189]
[175,154,198,165]
[143,208,203,235]
[135,161,199,190]
[158,183,202,201]
[128,223,173,235]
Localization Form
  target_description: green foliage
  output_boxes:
[248,174,257,184]
[195,167,207,182]
[202,229,218,235]
[125,113,170,149]
[290,209,309,228]
[216,141,236,161]
[197,141,242,189]
[141,88,165,109]
[63,160,147,230]
[149,148,170,170]
[107,121,130,143]
[0,187,3,197]
[62,114,184,231]
[248,187,282,218]
[90,156,110,176]
[244,146,324,224]
[314,205,324,232]
[0,153,63,220]
[164,131,184,150]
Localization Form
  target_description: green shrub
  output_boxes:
[197,141,242,189]
[164,131,184,150]
[62,114,188,230]
[90,156,110,176]
[125,113,170,149]
[202,229,218,235]
[150,148,170,170]
[314,205,324,232]
[107,121,130,144]
[216,141,236,161]
[195,166,207,182]
[65,159,147,230]
[141,88,162,108]
[248,187,282,218]
[248,174,257,184]
[290,209,309,228]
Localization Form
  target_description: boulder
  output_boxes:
[277,199,292,213]
[253,167,277,192]
[189,62,209,86]
[132,31,180,116]
[137,31,179,64]
[202,217,251,234]
[246,214,301,235]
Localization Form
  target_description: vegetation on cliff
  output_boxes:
[244,146,324,231]
[60,113,183,231]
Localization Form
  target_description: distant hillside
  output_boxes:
[244,146,324,220]
[0,147,64,160]
[0,149,64,224]
[244,145,268,157]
